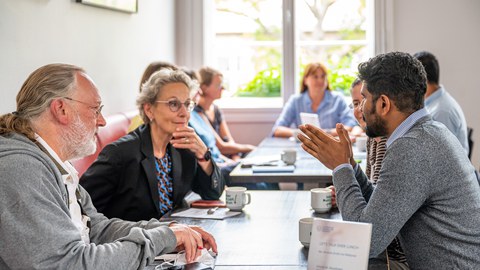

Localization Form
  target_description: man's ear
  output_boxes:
[377,94,391,116]
[50,98,69,125]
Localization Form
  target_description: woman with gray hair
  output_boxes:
[81,69,225,221]
[0,64,218,268]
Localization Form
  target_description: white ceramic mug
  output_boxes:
[311,188,332,213]
[356,136,368,152]
[281,149,297,165]
[226,187,251,211]
[299,217,314,248]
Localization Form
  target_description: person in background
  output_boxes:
[299,52,480,269]
[179,66,239,182]
[272,62,358,138]
[413,51,469,154]
[128,61,178,132]
[195,66,255,160]
[189,67,276,190]
[81,69,225,221]
[349,78,388,184]
[0,64,217,269]
[180,66,200,83]
[336,78,408,268]
[190,103,277,189]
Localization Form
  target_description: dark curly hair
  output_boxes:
[358,51,427,114]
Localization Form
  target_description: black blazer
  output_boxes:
[80,124,224,222]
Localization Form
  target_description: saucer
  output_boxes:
[300,241,310,248]
[313,207,331,213]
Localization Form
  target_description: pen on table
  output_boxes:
[207,207,219,214]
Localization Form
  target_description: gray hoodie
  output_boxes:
[0,133,176,269]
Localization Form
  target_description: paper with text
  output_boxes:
[300,113,321,129]
[308,218,372,270]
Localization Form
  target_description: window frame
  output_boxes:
[174,0,393,118]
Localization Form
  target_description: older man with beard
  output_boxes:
[0,64,217,269]
[298,52,480,269]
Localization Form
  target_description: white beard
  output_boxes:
[63,113,97,161]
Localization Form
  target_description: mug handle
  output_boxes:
[244,193,251,205]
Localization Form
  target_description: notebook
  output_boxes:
[191,200,226,208]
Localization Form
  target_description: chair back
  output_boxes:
[70,110,138,177]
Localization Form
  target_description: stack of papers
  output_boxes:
[171,208,242,220]
[240,155,279,168]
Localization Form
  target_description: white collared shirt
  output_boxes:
[35,135,90,244]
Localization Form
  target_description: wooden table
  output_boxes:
[147,191,341,269]
[229,137,366,185]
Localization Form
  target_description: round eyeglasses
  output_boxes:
[155,99,196,112]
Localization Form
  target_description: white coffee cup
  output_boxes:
[356,136,368,152]
[226,187,251,211]
[281,149,297,165]
[311,188,332,213]
[299,217,314,248]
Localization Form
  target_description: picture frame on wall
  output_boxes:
[76,0,138,14]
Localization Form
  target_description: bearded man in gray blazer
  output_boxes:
[299,52,480,269]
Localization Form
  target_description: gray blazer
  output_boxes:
[333,115,480,269]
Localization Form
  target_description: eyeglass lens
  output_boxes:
[167,99,195,112]
[65,97,103,117]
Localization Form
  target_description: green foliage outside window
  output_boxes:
[235,54,357,97]
[234,65,281,97]
[326,53,358,95]
[220,0,365,98]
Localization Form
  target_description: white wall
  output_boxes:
[0,0,175,116]
[391,0,480,165]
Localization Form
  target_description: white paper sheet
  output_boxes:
[240,155,280,167]
[300,112,321,129]
[308,218,372,270]
[252,165,295,173]
[171,207,242,220]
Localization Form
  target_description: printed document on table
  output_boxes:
[252,165,295,173]
[171,207,241,220]
[308,218,372,270]
[240,155,280,167]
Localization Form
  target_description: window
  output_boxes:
[205,0,373,109]
[211,0,283,104]
[175,0,379,110]
[296,0,370,93]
